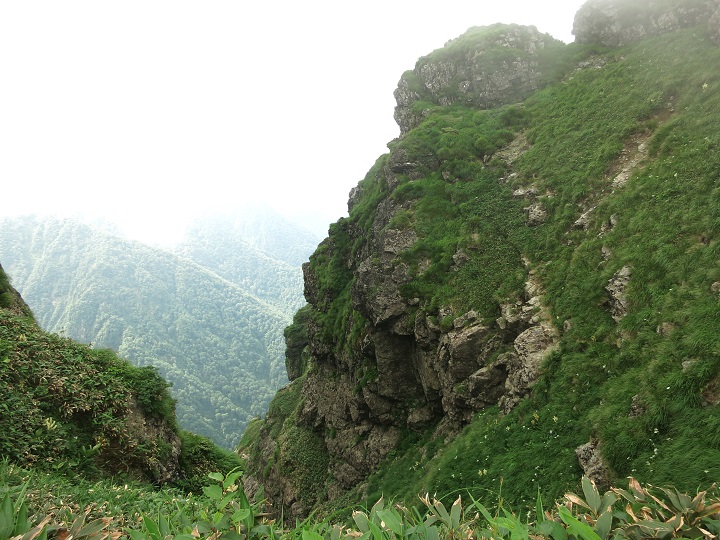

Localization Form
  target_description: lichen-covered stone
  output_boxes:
[394,24,564,134]
[606,265,632,322]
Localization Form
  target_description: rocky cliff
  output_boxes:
[573,0,720,46]
[394,24,565,135]
[242,2,720,520]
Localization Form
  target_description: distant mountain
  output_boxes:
[0,214,316,448]
[183,206,322,267]
[175,209,320,317]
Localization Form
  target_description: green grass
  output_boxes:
[2,457,719,539]
[279,27,720,515]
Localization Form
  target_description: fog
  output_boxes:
[0,1,586,244]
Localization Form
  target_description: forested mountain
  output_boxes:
[182,206,322,268]
[241,1,720,521]
[175,210,319,317]
[0,214,315,448]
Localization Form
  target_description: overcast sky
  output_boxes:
[1,1,586,245]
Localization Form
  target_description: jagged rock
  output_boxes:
[711,281,720,294]
[701,376,720,406]
[606,265,632,321]
[524,203,547,225]
[573,0,719,47]
[500,323,559,413]
[453,310,479,329]
[452,249,470,269]
[371,332,422,399]
[575,439,611,490]
[496,133,531,165]
[440,325,494,382]
[386,147,439,188]
[513,185,539,198]
[466,362,509,408]
[656,322,675,336]
[124,396,182,484]
[353,257,408,326]
[407,405,437,430]
[394,25,563,134]
[682,358,698,371]
[414,313,441,348]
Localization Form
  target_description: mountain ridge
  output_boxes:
[240,0,720,521]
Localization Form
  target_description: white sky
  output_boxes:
[1,1,586,245]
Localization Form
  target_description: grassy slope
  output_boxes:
[0,264,242,492]
[0,216,290,448]
[349,28,720,510]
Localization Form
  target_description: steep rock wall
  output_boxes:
[394,24,564,135]
[573,0,720,46]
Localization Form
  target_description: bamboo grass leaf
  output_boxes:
[140,514,161,540]
[302,530,325,540]
[450,496,462,529]
[353,512,371,534]
[535,520,568,540]
[13,502,29,536]
[1,493,14,538]
[582,477,602,515]
[594,509,613,540]
[75,518,111,539]
[376,509,403,536]
[223,468,244,490]
[558,506,603,540]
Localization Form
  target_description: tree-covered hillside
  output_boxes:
[0,216,299,448]
[175,210,319,318]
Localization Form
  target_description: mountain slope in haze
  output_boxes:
[175,210,320,318]
[0,216,296,448]
[241,5,720,521]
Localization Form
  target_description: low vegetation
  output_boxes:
[1,459,718,539]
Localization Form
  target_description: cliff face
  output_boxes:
[394,24,565,135]
[243,7,720,521]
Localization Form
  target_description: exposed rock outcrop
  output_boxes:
[124,396,182,484]
[573,0,720,46]
[606,265,632,322]
[576,439,611,489]
[394,24,564,134]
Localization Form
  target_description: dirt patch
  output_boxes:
[608,131,652,188]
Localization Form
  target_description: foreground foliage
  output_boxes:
[1,460,718,540]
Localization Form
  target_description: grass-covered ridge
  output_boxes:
[244,23,720,520]
[357,26,720,507]
[0,216,294,448]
